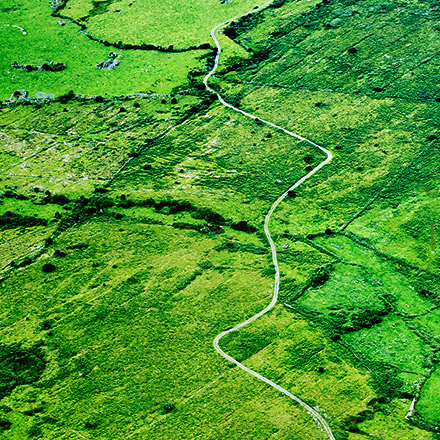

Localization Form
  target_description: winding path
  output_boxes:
[1,24,27,35]
[204,3,335,439]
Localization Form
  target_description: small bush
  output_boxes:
[85,420,98,429]
[163,402,176,414]
[27,425,42,437]
[0,342,46,399]
[38,319,54,331]
[0,420,12,431]
[42,263,56,273]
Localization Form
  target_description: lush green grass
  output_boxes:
[0,95,199,197]
[0,198,61,219]
[223,0,440,100]
[0,225,56,269]
[107,101,316,224]
[358,398,436,440]
[312,234,434,316]
[0,0,205,99]
[0,211,376,439]
[206,81,437,241]
[136,308,376,440]
[61,0,274,48]
[2,0,440,437]
[343,316,429,378]
[416,367,440,428]
[287,232,439,400]
[346,144,440,272]
[0,217,271,438]
[294,263,390,331]
[413,309,440,340]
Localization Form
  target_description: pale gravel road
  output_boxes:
[203,3,335,439]
[2,24,27,35]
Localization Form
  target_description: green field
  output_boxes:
[0,0,208,99]
[60,0,272,48]
[1,0,440,438]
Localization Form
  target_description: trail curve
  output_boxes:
[204,3,335,439]
[1,24,27,35]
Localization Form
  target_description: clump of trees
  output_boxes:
[231,220,257,233]
[224,13,261,40]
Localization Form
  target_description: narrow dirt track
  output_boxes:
[1,24,27,35]
[203,3,335,439]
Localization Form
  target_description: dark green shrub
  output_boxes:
[0,420,12,431]
[0,342,46,399]
[371,365,403,398]
[27,425,42,437]
[231,220,257,233]
[163,402,176,414]
[38,319,54,331]
[42,263,56,273]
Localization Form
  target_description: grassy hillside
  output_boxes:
[59,0,272,48]
[0,0,208,99]
[1,0,440,438]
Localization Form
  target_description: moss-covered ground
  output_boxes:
[1,0,440,438]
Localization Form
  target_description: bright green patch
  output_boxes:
[295,263,390,332]
[62,0,273,47]
[0,198,61,220]
[416,367,440,427]
[313,234,434,316]
[0,0,204,99]
[343,317,429,378]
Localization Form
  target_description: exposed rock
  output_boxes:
[11,61,66,72]
[9,89,28,101]
[96,53,120,70]
[326,18,344,28]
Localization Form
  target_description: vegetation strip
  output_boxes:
[2,88,195,107]
[204,3,335,439]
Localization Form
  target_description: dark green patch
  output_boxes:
[0,342,46,399]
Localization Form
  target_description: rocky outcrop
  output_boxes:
[96,53,120,70]
[11,61,66,72]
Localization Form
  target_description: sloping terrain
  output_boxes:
[0,0,439,439]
